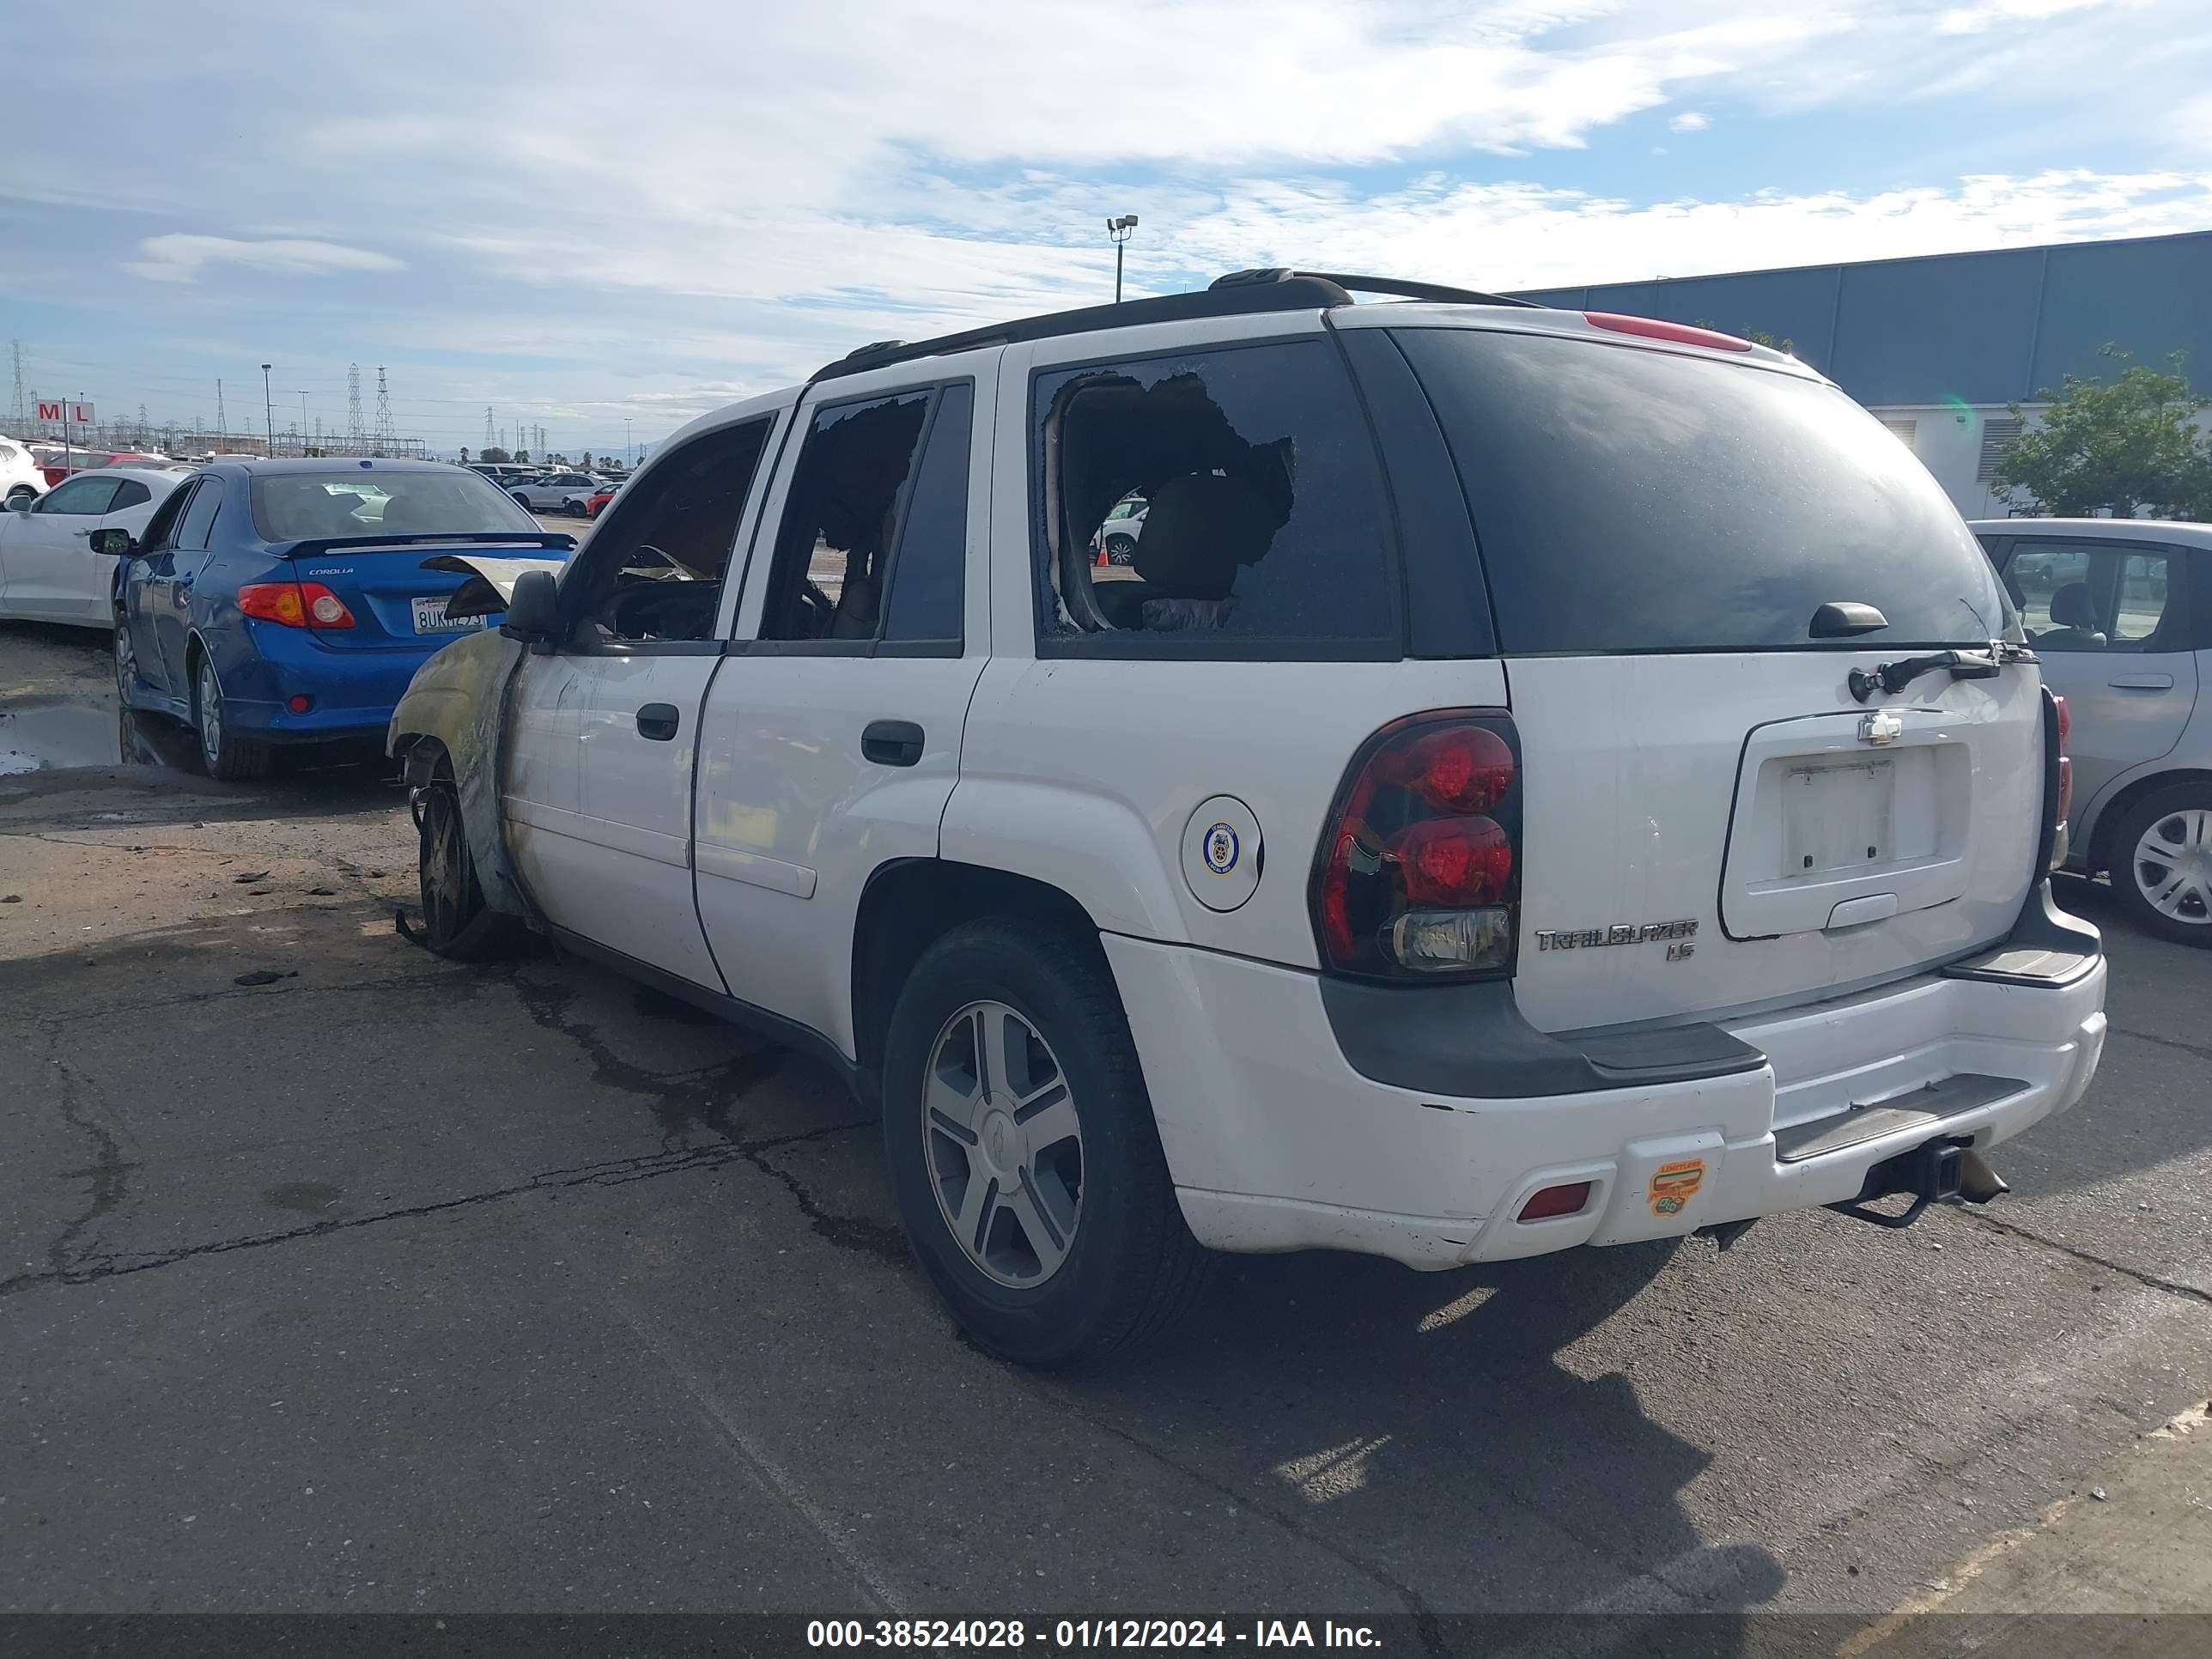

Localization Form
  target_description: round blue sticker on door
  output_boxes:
[1202,822,1240,876]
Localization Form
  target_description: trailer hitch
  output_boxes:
[1827,1138,1970,1230]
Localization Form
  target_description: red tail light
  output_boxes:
[238,580,356,629]
[1313,710,1521,980]
[1518,1182,1592,1222]
[1584,312,1754,353]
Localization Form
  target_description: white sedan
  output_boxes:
[0,466,193,628]
[506,472,604,515]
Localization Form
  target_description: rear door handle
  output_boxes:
[2107,673,2174,690]
[862,719,924,767]
[635,702,680,741]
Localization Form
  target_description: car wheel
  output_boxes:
[191,652,271,781]
[880,918,1206,1367]
[511,491,532,510]
[1104,533,1137,564]
[2110,783,2212,946]
[112,613,138,702]
[414,779,522,960]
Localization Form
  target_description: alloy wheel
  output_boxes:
[196,657,222,767]
[924,1000,1084,1288]
[2132,807,2212,927]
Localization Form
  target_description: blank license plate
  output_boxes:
[411,595,483,635]
[1783,758,1896,877]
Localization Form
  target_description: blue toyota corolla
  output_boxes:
[105,459,573,778]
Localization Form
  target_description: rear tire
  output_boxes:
[2109,782,2212,946]
[415,779,522,960]
[1104,533,1137,564]
[192,653,271,781]
[880,918,1206,1367]
[511,491,532,511]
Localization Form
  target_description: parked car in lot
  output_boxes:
[1975,517,2210,945]
[1090,495,1147,564]
[1,435,46,504]
[505,471,602,515]
[585,481,620,519]
[106,459,572,779]
[391,272,2105,1366]
[0,466,191,626]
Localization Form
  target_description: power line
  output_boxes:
[374,366,395,451]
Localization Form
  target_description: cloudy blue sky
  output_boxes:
[4,0,2210,458]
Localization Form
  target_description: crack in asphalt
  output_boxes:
[39,966,459,1025]
[2109,1024,2212,1065]
[505,966,908,1267]
[39,1039,137,1286]
[1960,1208,2212,1308]
[0,1122,866,1300]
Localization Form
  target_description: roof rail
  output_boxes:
[1212,269,1540,308]
[810,277,1350,383]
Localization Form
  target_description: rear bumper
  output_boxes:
[1108,923,2106,1270]
[216,623,463,742]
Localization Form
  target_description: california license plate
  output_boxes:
[411,595,483,635]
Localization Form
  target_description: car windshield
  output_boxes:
[1393,326,2008,653]
[251,469,538,541]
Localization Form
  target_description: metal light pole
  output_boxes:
[625,418,633,465]
[299,392,309,455]
[1107,214,1139,304]
[260,364,274,459]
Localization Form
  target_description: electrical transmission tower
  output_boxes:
[373,366,395,452]
[9,341,27,429]
[347,364,366,449]
[216,378,227,436]
[483,407,494,450]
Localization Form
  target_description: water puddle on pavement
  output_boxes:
[0,697,123,775]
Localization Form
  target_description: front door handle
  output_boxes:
[636,702,680,741]
[862,719,924,767]
[2107,672,2174,690]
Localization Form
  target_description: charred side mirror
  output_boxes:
[89,527,134,557]
[501,568,560,647]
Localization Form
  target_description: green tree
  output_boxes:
[480,445,512,464]
[514,448,532,464]
[1995,345,2212,519]
[459,446,471,465]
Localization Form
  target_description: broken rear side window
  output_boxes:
[1032,339,1400,658]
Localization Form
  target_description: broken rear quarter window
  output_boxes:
[1031,339,1401,659]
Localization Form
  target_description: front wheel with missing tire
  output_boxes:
[881,918,1206,1367]
[2110,783,2212,946]
[414,780,522,960]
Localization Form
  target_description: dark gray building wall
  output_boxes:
[1510,229,2212,407]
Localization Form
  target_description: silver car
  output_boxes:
[1974,518,2211,945]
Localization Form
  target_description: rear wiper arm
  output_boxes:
[1848,647,2007,703]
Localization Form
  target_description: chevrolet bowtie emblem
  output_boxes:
[1858,709,1904,745]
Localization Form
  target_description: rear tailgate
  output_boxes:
[1505,653,2039,1032]
[1389,319,2040,1034]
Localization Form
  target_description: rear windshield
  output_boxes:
[252,469,536,542]
[1393,328,2007,653]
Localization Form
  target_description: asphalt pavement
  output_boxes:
[4,617,2212,1630]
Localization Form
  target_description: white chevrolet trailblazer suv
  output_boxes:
[390,270,2109,1366]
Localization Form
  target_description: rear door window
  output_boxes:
[1032,338,1399,658]
[1393,327,2007,653]
[176,478,226,550]
[2000,538,2185,653]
